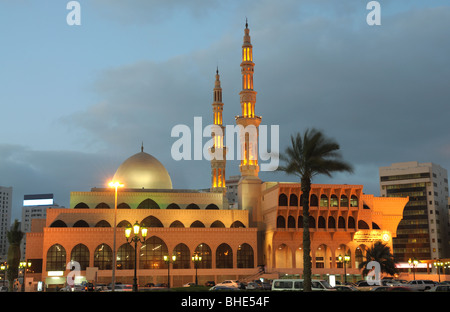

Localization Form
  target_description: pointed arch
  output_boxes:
[190,220,205,228]
[71,243,89,270]
[216,243,233,268]
[141,216,164,228]
[140,236,168,269]
[138,198,160,209]
[95,202,110,209]
[74,202,89,209]
[195,243,212,269]
[169,220,185,228]
[73,220,89,228]
[94,243,112,270]
[237,243,254,268]
[46,244,66,271]
[211,220,225,228]
[95,220,111,228]
[173,243,190,269]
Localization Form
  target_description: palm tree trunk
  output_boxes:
[301,176,312,292]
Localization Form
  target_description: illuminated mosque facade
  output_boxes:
[25,23,408,289]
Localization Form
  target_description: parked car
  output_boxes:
[334,285,359,291]
[215,280,239,288]
[209,285,240,291]
[271,279,335,291]
[407,280,436,291]
[183,282,196,287]
[371,286,412,292]
[426,285,450,292]
[0,286,8,292]
[83,282,95,292]
[246,282,261,290]
[114,284,133,292]
[205,281,215,287]
[59,284,84,292]
[261,282,272,290]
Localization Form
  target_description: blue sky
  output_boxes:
[1,0,449,221]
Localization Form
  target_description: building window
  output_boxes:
[94,243,112,270]
[140,236,168,269]
[216,243,233,268]
[237,243,254,268]
[71,244,89,270]
[117,244,134,270]
[46,244,66,271]
[173,243,190,269]
[195,243,212,269]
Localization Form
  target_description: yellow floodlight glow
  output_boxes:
[109,181,124,188]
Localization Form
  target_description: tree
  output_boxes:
[278,129,353,291]
[358,241,398,276]
[6,219,24,292]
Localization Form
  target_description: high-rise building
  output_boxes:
[379,162,450,267]
[0,186,12,261]
[21,194,63,260]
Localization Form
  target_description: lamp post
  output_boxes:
[338,254,350,284]
[125,221,147,292]
[408,257,419,281]
[109,181,124,292]
[434,260,444,283]
[163,255,176,288]
[192,254,202,286]
[19,261,31,292]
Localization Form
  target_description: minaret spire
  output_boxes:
[235,20,260,177]
[210,67,227,192]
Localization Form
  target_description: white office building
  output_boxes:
[0,186,12,261]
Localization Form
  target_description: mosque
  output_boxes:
[25,23,408,290]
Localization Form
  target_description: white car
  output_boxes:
[407,280,436,291]
[425,285,450,292]
[215,280,239,288]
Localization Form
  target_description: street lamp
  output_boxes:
[163,255,177,288]
[408,257,419,281]
[109,180,124,292]
[0,262,6,287]
[125,220,147,292]
[19,261,31,292]
[338,254,350,284]
[192,254,202,286]
[434,260,444,283]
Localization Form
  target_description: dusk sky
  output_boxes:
[1,0,449,221]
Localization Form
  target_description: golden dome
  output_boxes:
[112,148,172,190]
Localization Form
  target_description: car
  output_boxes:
[114,284,133,292]
[205,281,215,287]
[215,280,239,288]
[371,286,412,292]
[261,282,272,290]
[209,285,240,291]
[407,280,436,291]
[83,282,95,292]
[246,282,261,290]
[271,279,335,291]
[334,285,359,291]
[183,282,196,287]
[426,285,450,292]
[59,284,85,292]
[0,286,8,292]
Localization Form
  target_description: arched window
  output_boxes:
[372,222,380,229]
[287,216,296,228]
[350,195,358,207]
[358,220,370,229]
[95,202,110,209]
[141,216,163,228]
[211,220,225,228]
[166,203,180,209]
[169,220,185,228]
[338,216,346,228]
[74,202,89,209]
[278,194,288,206]
[310,195,318,206]
[118,202,130,209]
[173,243,190,269]
[328,216,336,229]
[194,243,212,269]
[190,220,205,228]
[237,243,254,268]
[276,216,285,228]
[206,204,219,210]
[71,244,89,270]
[348,216,356,229]
[117,220,131,228]
[73,220,89,228]
[140,236,168,269]
[330,195,339,207]
[46,244,66,271]
[186,203,200,209]
[138,198,160,209]
[117,244,134,270]
[318,216,326,228]
[289,194,298,206]
[94,243,112,270]
[309,216,316,228]
[230,221,245,228]
[340,195,349,207]
[299,194,304,207]
[298,216,303,228]
[95,220,111,227]
[216,243,233,268]
[320,195,328,207]
[50,220,67,228]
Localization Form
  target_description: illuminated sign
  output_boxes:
[23,194,54,206]
[353,230,391,243]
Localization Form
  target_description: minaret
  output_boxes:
[210,68,227,193]
[235,19,261,178]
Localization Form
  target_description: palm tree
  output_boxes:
[359,241,398,277]
[6,219,24,292]
[278,129,353,291]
